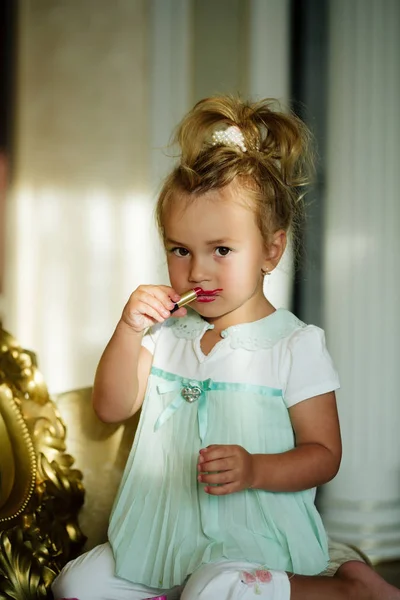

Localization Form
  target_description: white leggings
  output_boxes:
[52,542,290,600]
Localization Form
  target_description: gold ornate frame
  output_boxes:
[0,327,86,599]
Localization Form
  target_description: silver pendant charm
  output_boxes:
[181,385,201,403]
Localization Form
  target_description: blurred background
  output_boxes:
[0,0,399,572]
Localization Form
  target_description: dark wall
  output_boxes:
[291,0,329,326]
[0,0,16,153]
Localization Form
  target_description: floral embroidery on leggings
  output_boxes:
[240,568,272,595]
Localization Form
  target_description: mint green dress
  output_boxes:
[108,309,340,589]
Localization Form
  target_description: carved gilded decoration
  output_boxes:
[0,327,86,599]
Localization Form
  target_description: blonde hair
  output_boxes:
[156,95,314,249]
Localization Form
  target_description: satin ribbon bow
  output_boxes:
[154,378,213,443]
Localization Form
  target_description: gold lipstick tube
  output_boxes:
[171,289,198,313]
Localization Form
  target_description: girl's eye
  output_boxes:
[171,247,189,257]
[215,246,231,257]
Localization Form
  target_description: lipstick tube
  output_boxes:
[170,289,199,313]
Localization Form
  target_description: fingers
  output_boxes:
[197,467,240,496]
[198,456,234,473]
[197,445,253,495]
[121,285,183,331]
[151,285,181,304]
[198,446,241,476]
[170,306,187,318]
[137,286,179,312]
[204,482,238,496]
[136,290,174,320]
[198,445,238,464]
[198,469,235,485]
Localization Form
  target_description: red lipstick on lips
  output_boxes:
[195,288,223,303]
[196,288,223,296]
[170,287,222,312]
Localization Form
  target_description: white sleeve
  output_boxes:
[141,322,163,355]
[282,325,340,408]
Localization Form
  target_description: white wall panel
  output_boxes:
[320,0,400,562]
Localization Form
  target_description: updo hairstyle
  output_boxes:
[156,96,314,249]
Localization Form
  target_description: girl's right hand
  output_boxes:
[120,285,185,333]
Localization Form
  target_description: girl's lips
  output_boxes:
[194,288,222,304]
[197,297,217,303]
[195,288,223,297]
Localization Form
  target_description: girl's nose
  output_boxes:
[188,257,210,283]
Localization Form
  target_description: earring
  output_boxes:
[262,268,271,277]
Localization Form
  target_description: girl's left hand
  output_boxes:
[197,445,255,495]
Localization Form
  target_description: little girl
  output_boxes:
[53,97,400,600]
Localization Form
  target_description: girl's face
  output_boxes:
[163,180,285,328]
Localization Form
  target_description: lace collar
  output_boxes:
[165,308,305,351]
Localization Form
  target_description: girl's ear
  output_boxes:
[263,230,287,272]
